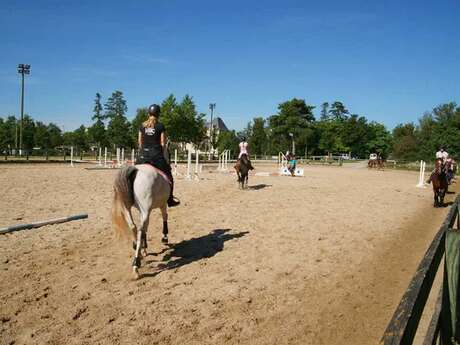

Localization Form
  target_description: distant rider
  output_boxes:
[427,147,449,184]
[234,137,254,171]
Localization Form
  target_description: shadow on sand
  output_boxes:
[142,229,249,278]
[247,184,272,190]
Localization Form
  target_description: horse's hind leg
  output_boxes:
[160,205,169,244]
[132,207,150,279]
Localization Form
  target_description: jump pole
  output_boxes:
[416,160,427,188]
[98,147,102,166]
[0,213,88,235]
[131,149,135,166]
[70,146,74,167]
[195,150,200,180]
[121,148,125,166]
[104,147,107,168]
[186,149,192,180]
[173,149,178,175]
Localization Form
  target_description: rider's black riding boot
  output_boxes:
[167,178,180,207]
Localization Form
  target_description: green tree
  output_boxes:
[216,130,239,157]
[268,98,315,155]
[131,107,148,147]
[104,90,132,148]
[22,115,35,150]
[92,93,104,121]
[431,102,460,158]
[340,115,369,157]
[367,122,392,158]
[317,120,348,154]
[392,123,418,160]
[74,125,89,150]
[160,94,178,135]
[0,116,18,149]
[47,123,63,148]
[164,95,206,145]
[104,90,127,120]
[320,102,330,121]
[329,101,349,121]
[88,92,107,148]
[248,117,267,155]
[34,121,51,148]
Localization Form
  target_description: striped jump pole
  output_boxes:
[0,213,88,235]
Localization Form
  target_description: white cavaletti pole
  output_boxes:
[174,149,178,175]
[416,160,426,188]
[186,149,192,180]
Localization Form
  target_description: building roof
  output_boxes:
[205,117,229,131]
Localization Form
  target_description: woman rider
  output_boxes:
[234,137,254,171]
[137,104,180,207]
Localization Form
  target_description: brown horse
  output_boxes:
[431,158,449,207]
[368,158,385,169]
[235,154,251,189]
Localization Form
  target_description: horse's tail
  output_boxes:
[112,166,138,239]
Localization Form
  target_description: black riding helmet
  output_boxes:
[148,104,161,117]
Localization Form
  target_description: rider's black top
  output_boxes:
[140,123,165,152]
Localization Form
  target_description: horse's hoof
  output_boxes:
[161,236,168,244]
[132,267,140,280]
[142,249,148,257]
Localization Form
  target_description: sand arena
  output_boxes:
[0,162,456,345]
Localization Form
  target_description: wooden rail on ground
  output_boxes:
[380,195,460,345]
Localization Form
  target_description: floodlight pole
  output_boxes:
[17,64,30,155]
[209,103,216,155]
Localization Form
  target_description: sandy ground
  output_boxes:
[0,162,456,345]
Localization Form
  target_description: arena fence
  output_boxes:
[380,194,460,345]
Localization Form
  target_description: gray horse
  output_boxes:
[112,164,170,279]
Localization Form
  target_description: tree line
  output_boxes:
[1,91,459,161]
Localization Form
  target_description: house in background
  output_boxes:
[185,116,229,156]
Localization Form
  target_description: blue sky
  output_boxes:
[1,0,459,132]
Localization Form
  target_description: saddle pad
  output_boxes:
[141,164,172,185]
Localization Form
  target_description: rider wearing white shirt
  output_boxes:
[428,147,449,184]
[234,137,254,171]
[239,141,249,159]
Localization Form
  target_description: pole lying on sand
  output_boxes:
[0,213,88,235]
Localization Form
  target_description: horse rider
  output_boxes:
[137,104,180,207]
[234,137,254,171]
[287,153,297,176]
[445,157,456,184]
[436,147,449,163]
[427,147,449,184]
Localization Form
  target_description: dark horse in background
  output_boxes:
[430,158,449,207]
[368,158,385,169]
[235,154,251,189]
